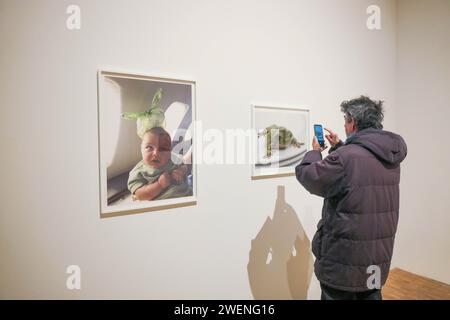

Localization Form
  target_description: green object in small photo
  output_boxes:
[252,105,310,180]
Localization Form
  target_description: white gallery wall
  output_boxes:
[393,0,450,284]
[0,0,404,299]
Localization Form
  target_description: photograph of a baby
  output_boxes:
[97,71,196,216]
[128,126,192,201]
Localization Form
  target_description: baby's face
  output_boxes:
[141,132,171,169]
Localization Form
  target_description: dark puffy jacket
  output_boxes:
[295,128,407,292]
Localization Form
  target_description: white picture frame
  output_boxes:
[97,69,197,217]
[251,104,310,180]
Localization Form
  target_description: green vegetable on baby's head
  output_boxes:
[121,88,166,139]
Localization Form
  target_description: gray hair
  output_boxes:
[340,96,384,130]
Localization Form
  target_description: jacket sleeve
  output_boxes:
[295,150,345,198]
[328,140,344,153]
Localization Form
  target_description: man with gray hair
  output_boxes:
[295,96,407,300]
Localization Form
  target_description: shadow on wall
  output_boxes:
[247,185,313,299]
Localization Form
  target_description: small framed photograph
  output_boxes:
[97,70,197,217]
[251,104,310,179]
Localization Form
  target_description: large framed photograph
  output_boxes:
[251,104,309,179]
[97,70,197,217]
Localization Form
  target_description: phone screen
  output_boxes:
[314,124,325,147]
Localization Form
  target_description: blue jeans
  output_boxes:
[320,283,382,300]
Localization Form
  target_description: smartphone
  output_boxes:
[314,124,325,148]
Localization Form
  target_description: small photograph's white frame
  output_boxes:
[251,104,310,180]
[97,69,197,218]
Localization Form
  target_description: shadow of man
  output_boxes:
[247,185,313,299]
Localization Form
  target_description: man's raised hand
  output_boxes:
[324,128,340,147]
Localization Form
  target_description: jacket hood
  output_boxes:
[346,128,407,165]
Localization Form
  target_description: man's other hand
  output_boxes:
[324,127,340,147]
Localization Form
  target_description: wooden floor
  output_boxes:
[382,268,450,300]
